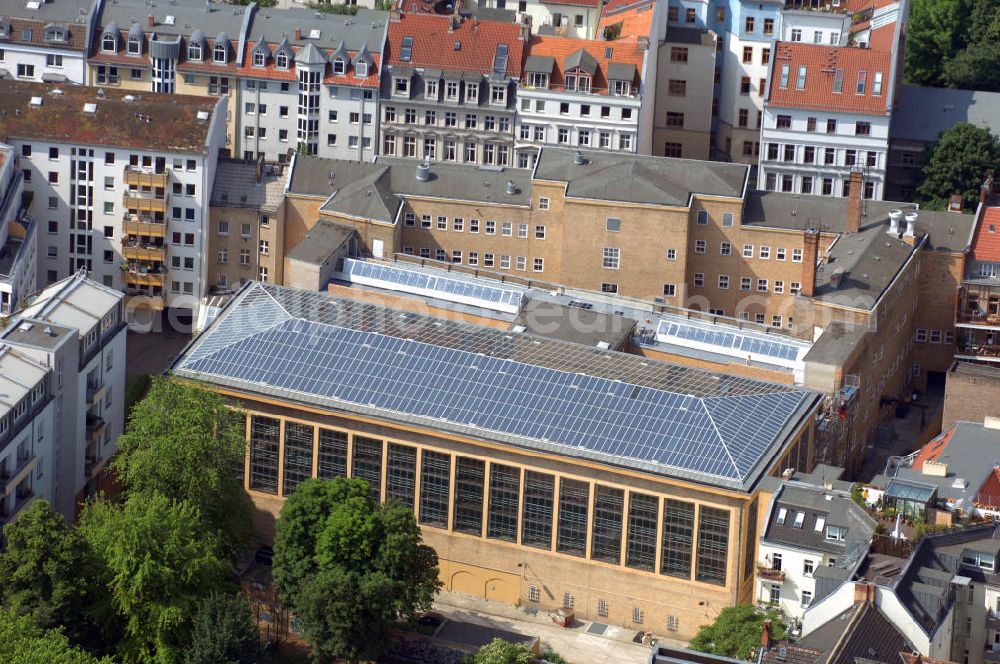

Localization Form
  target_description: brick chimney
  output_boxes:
[519,13,532,42]
[147,14,155,28]
[847,170,863,233]
[853,582,876,604]
[294,26,302,41]
[800,229,819,297]
[761,619,773,652]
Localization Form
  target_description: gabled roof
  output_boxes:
[795,602,913,664]
[173,282,821,492]
[564,48,597,74]
[295,41,326,65]
[970,204,1000,263]
[767,42,893,115]
[522,34,644,95]
[974,467,1000,510]
[386,14,523,77]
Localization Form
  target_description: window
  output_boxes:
[603,247,620,270]
[763,18,774,35]
[46,54,63,68]
[597,599,608,617]
[533,258,544,272]
[601,283,618,294]
[791,28,802,42]
[742,46,753,64]
[666,249,676,261]
[666,112,685,128]
[743,244,754,258]
[17,63,34,78]
[718,275,729,289]
[696,507,729,585]
[419,451,451,528]
[856,70,867,94]
[487,464,520,541]
[625,493,658,571]
[856,121,871,136]
[804,559,815,577]
[694,273,704,287]
[249,416,280,494]
[663,284,677,296]
[535,225,546,239]
[538,197,550,211]
[779,65,789,88]
[759,246,771,259]
[740,277,751,291]
[745,16,754,32]
[801,590,812,607]
[632,608,644,624]
[670,47,688,63]
[873,71,883,96]
[695,240,706,254]
[283,423,315,496]
[740,76,751,95]
[668,79,686,96]
[796,65,807,89]
[721,242,732,256]
[757,279,768,292]
[528,586,540,602]
[453,457,485,535]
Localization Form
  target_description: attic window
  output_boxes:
[355,60,367,77]
[164,15,175,25]
[825,525,848,541]
[776,507,787,525]
[814,516,826,532]
[400,35,413,62]
[22,28,32,41]
[454,41,460,51]
[833,68,844,93]
[253,51,265,67]
[44,28,64,42]
[793,511,805,528]
[276,51,288,69]
[309,29,321,39]
[962,551,996,572]
[127,35,141,55]
[333,58,346,75]
[101,32,116,52]
[188,42,201,60]
[213,43,226,64]
[604,46,613,58]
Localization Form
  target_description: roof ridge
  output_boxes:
[698,397,742,479]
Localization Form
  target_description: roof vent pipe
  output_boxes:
[904,212,917,238]
[888,209,902,235]
[505,180,515,195]
[415,158,430,182]
[573,150,585,165]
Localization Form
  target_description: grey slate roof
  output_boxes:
[803,322,868,367]
[524,55,555,74]
[606,62,636,82]
[796,602,913,664]
[286,219,354,265]
[295,42,326,65]
[887,421,1000,511]
[533,148,748,206]
[891,85,1000,143]
[210,159,285,212]
[319,166,398,224]
[96,0,248,41]
[247,7,387,52]
[564,48,597,74]
[763,482,876,560]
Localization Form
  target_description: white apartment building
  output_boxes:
[758,41,893,199]
[0,143,37,313]
[474,0,601,39]
[0,81,226,317]
[755,467,876,622]
[238,8,386,163]
[0,272,125,525]
[0,0,98,84]
[653,26,716,160]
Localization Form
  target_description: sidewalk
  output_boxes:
[432,590,681,664]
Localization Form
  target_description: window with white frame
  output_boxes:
[602,247,620,269]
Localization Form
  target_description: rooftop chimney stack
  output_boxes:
[147,14,154,27]
[888,209,902,235]
[800,229,819,298]
[294,26,302,41]
[761,619,773,652]
[904,212,918,244]
[505,180,515,196]
[415,158,430,182]
[573,150,585,165]
[847,170,863,233]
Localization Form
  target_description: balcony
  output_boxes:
[123,269,166,288]
[122,241,166,262]
[987,609,1000,631]
[957,286,1000,327]
[123,189,167,213]
[123,166,169,189]
[0,455,35,496]
[86,382,108,408]
[86,414,106,443]
[757,563,786,582]
[122,214,166,238]
[985,647,1000,664]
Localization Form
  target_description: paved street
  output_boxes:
[433,591,670,664]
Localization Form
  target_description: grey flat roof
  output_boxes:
[173,282,822,492]
[891,85,1000,143]
[286,219,353,265]
[248,7,386,52]
[534,147,748,206]
[97,0,248,39]
[210,159,285,212]
[512,298,636,350]
[664,26,712,45]
[1,317,73,350]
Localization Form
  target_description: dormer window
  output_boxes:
[394,76,409,95]
[425,79,437,98]
[529,72,548,88]
[825,525,848,541]
[44,27,65,42]
[188,42,201,60]
[355,60,367,77]
[466,81,479,102]
[962,550,996,573]
[276,51,289,69]
[213,43,227,64]
[445,80,459,99]
[127,35,141,55]
[490,84,506,105]
[565,73,591,92]
[333,58,346,75]
[0,21,9,38]
[612,80,630,96]
[101,33,116,52]
[253,51,266,67]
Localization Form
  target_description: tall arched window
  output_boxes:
[102,33,116,51]
[276,52,288,69]
[188,42,201,60]
[213,43,226,63]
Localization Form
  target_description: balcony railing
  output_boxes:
[0,454,35,495]
[124,293,166,311]
[957,310,1000,326]
[757,564,786,582]
[123,270,166,287]
[123,191,167,213]
[122,242,167,262]
[123,215,166,238]
[957,343,1000,360]
[86,382,108,408]
[123,166,168,188]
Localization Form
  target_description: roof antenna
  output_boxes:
[573,150,585,165]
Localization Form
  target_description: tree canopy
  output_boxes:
[79,493,231,664]
[0,609,114,664]
[0,500,106,650]
[185,593,260,664]
[916,122,1000,210]
[466,638,535,664]
[273,477,441,663]
[113,377,251,554]
[905,0,1000,91]
[689,606,787,661]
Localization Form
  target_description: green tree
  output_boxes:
[466,638,534,664]
[942,39,1000,91]
[113,378,250,554]
[185,593,260,664]
[916,122,1000,210]
[272,477,441,663]
[79,494,231,664]
[0,608,114,664]
[0,500,106,650]
[689,606,787,661]
[904,0,968,87]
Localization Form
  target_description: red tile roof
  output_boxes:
[544,0,601,7]
[766,42,892,115]
[523,34,644,94]
[598,0,656,41]
[974,467,1000,510]
[912,426,955,470]
[386,14,524,76]
[0,17,88,51]
[234,42,381,88]
[970,205,1000,263]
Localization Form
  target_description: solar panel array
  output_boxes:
[492,43,508,79]
[656,318,807,363]
[343,258,524,312]
[176,283,818,487]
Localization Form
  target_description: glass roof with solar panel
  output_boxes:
[655,317,810,368]
[173,283,821,491]
[341,258,524,314]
